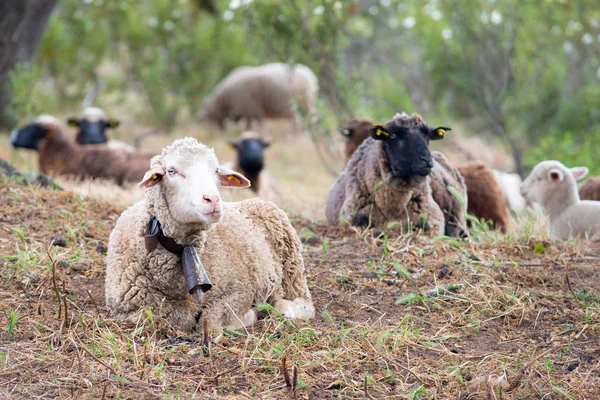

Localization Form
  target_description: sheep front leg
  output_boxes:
[204,293,256,331]
[340,183,373,227]
[407,192,444,235]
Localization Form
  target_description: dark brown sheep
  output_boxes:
[457,161,510,232]
[10,115,154,185]
[579,176,600,201]
[339,117,373,167]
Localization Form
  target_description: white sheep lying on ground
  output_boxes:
[105,137,314,331]
[520,160,600,239]
[492,169,529,215]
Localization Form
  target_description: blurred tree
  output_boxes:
[0,0,57,129]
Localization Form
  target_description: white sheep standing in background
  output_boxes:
[197,63,319,131]
[105,137,314,331]
[520,160,600,239]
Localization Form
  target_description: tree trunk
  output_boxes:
[0,0,57,130]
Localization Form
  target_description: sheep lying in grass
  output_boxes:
[326,112,467,237]
[227,131,279,196]
[520,160,600,239]
[458,162,510,232]
[68,107,135,151]
[492,169,529,215]
[105,137,314,331]
[10,115,154,185]
[579,176,600,201]
[197,63,318,130]
[339,117,374,168]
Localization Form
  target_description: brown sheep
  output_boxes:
[579,176,600,201]
[339,117,373,167]
[10,115,154,185]
[457,162,510,232]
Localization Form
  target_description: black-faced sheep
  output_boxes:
[579,176,600,201]
[326,112,467,237]
[457,162,511,232]
[197,63,319,129]
[520,160,600,239]
[105,137,314,331]
[67,107,135,151]
[10,115,154,185]
[339,117,374,168]
[228,131,271,194]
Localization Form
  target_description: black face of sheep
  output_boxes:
[10,123,48,150]
[370,122,449,177]
[68,117,120,145]
[230,138,269,176]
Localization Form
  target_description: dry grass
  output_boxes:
[1,118,599,399]
[1,179,599,399]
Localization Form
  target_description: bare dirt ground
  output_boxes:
[1,180,599,399]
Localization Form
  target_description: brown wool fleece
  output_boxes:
[457,161,510,233]
[37,123,154,185]
[579,176,600,201]
[342,118,374,168]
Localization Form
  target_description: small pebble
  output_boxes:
[50,236,66,247]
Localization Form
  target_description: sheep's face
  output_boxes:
[370,118,448,178]
[68,117,120,145]
[10,122,51,150]
[520,160,588,203]
[340,118,373,162]
[139,142,250,227]
[230,137,269,176]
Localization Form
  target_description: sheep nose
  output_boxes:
[202,194,219,205]
[419,156,433,169]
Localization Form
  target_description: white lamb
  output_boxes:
[492,169,528,215]
[105,137,314,331]
[520,160,600,239]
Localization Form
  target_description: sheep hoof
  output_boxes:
[275,298,315,320]
[224,308,258,331]
[350,214,370,227]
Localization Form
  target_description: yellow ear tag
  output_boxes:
[342,129,350,136]
[227,175,241,185]
[151,174,158,180]
[376,128,389,137]
[437,128,445,137]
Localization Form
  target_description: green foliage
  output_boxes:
[5,0,600,171]
[525,129,600,175]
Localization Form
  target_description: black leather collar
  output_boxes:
[144,217,212,295]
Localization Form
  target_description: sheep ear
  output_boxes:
[107,119,120,128]
[570,167,588,181]
[548,168,564,182]
[67,118,80,127]
[369,124,389,140]
[217,166,251,188]
[429,126,451,141]
[139,165,164,188]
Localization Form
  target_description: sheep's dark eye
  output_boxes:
[167,168,177,176]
